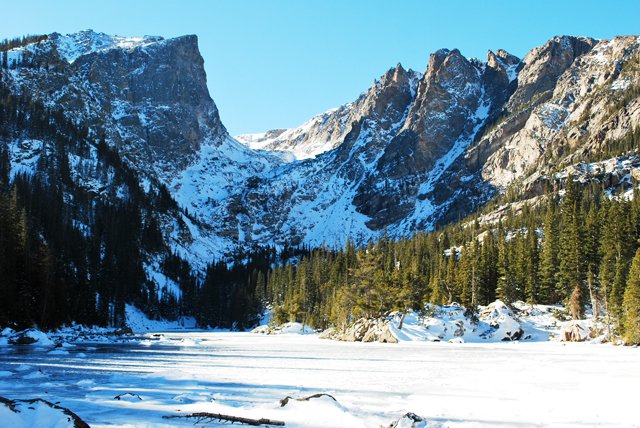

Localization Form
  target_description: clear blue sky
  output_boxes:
[2,0,639,135]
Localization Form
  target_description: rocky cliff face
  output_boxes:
[4,30,640,265]
[474,36,640,188]
[6,30,229,174]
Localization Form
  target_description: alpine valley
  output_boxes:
[1,30,640,334]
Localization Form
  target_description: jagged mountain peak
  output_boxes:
[487,49,520,76]
[494,49,519,62]
[375,62,413,88]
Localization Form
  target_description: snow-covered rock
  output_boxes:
[388,412,428,428]
[314,300,606,344]
[478,300,524,341]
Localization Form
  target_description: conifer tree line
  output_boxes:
[0,35,49,53]
[262,174,640,343]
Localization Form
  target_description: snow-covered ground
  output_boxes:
[0,331,638,428]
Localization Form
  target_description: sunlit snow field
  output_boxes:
[0,332,638,427]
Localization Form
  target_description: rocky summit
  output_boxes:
[4,30,640,265]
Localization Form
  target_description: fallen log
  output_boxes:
[163,412,285,426]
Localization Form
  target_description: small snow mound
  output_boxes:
[177,337,202,347]
[275,393,362,426]
[280,393,338,407]
[171,393,214,404]
[0,328,14,345]
[251,325,271,334]
[252,322,316,335]
[10,329,55,346]
[22,370,48,380]
[278,322,315,334]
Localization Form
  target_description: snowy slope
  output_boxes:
[236,105,357,161]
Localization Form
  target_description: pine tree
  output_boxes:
[558,176,584,304]
[623,248,640,344]
[539,199,560,303]
[524,227,539,304]
[496,233,516,304]
[477,233,497,305]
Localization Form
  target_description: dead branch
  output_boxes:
[163,412,285,426]
[279,393,336,407]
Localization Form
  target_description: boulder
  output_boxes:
[362,320,398,343]
[318,327,336,339]
[251,325,271,334]
[321,318,398,343]
[561,320,589,342]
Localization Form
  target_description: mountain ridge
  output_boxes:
[3,30,640,260]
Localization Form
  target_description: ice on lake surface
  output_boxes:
[0,332,638,427]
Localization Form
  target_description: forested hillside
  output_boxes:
[262,148,640,342]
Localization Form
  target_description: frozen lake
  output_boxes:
[0,332,638,427]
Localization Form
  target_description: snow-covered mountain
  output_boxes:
[2,30,284,268]
[3,30,640,267]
